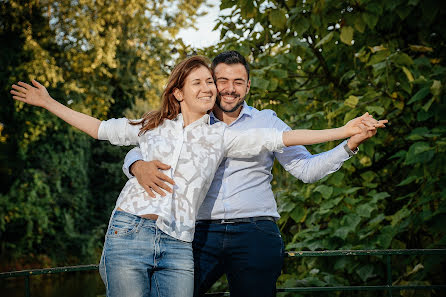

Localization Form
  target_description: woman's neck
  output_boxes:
[181,110,206,127]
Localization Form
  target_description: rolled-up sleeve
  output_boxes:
[224,128,285,158]
[269,112,352,183]
[122,147,144,178]
[98,118,141,146]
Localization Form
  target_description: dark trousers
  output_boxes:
[193,219,284,297]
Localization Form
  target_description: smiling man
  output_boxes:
[123,51,378,297]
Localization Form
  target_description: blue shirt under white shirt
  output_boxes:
[123,102,353,221]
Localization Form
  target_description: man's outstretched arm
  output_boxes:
[271,112,380,183]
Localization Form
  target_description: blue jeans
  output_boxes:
[193,219,284,297]
[99,211,194,297]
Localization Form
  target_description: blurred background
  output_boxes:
[0,0,445,296]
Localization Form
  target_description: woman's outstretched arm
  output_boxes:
[11,80,101,139]
[282,113,387,146]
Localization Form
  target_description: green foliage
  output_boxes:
[0,0,205,267]
[1,0,445,293]
[210,0,446,293]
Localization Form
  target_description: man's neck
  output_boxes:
[213,106,243,125]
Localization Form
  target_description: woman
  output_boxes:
[11,56,386,297]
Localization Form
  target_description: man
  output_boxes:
[122,51,378,297]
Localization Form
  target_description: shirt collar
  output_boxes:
[209,101,252,125]
[176,113,210,128]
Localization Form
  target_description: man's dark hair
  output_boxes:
[211,51,250,80]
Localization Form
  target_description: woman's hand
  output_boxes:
[11,79,102,139]
[11,80,52,108]
[345,112,388,136]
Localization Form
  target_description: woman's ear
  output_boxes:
[173,88,183,102]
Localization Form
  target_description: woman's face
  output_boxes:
[176,66,217,116]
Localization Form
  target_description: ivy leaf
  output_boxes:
[269,69,288,79]
[251,76,270,90]
[390,207,411,227]
[357,203,375,218]
[354,15,366,33]
[367,106,384,115]
[313,185,333,199]
[405,142,434,165]
[407,87,430,104]
[362,13,379,29]
[422,97,435,112]
[397,5,413,20]
[292,17,310,36]
[344,187,362,195]
[409,45,433,52]
[431,80,442,96]
[397,176,418,187]
[402,66,414,82]
[357,264,375,282]
[366,3,383,15]
[290,206,306,223]
[340,26,354,45]
[334,214,361,240]
[344,109,359,124]
[315,31,334,48]
[269,9,287,30]
[392,53,414,66]
[344,95,359,108]
[360,171,376,182]
[406,127,429,140]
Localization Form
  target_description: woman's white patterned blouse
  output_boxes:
[98,113,284,242]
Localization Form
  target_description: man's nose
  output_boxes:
[226,81,235,93]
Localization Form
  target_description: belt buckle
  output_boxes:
[221,219,235,224]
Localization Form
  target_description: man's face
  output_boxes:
[213,63,251,114]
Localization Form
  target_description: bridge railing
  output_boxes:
[1,249,445,297]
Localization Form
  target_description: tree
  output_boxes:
[0,0,205,267]
[205,0,446,293]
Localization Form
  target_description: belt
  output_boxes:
[198,216,277,224]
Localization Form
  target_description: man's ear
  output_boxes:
[173,88,183,102]
[246,79,251,94]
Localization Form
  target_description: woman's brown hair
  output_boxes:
[131,55,212,135]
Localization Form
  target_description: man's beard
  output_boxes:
[215,92,245,113]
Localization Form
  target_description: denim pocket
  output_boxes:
[253,220,282,239]
[107,211,139,237]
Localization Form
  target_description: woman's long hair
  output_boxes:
[132,55,212,135]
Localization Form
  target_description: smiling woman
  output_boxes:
[172,65,217,121]
[11,54,384,297]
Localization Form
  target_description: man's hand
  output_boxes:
[130,160,175,198]
[347,124,379,150]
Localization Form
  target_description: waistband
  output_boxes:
[197,216,277,224]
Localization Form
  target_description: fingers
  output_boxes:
[142,184,156,198]
[17,81,32,90]
[31,79,44,89]
[154,160,172,171]
[155,178,174,193]
[149,182,167,197]
[361,117,388,129]
[157,171,175,186]
[361,117,376,127]
[10,89,26,98]
[12,95,26,102]
[11,84,28,94]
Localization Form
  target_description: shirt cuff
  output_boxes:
[97,121,107,140]
[276,131,286,151]
[344,140,359,157]
[123,156,143,177]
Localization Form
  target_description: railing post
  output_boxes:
[25,274,30,297]
[386,255,393,297]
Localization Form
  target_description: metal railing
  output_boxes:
[1,249,445,297]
